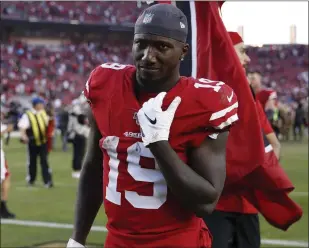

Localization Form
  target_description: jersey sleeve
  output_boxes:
[207,86,238,138]
[83,65,105,105]
[256,101,273,135]
[190,81,239,147]
[83,63,129,105]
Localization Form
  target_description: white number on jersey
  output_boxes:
[194,78,225,92]
[104,136,167,209]
[100,63,127,70]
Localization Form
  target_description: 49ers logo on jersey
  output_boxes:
[125,112,142,138]
[133,112,140,125]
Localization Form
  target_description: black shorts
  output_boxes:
[203,210,261,248]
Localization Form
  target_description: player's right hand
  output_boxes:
[66,238,85,248]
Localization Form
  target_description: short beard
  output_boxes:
[135,72,170,93]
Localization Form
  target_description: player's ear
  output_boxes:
[180,43,189,61]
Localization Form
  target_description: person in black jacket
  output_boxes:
[58,106,69,152]
[67,103,89,179]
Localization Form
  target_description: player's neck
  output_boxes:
[135,72,180,94]
[254,86,261,94]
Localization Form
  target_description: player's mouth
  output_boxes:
[139,66,160,73]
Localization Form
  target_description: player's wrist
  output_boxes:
[147,139,169,149]
[142,130,170,147]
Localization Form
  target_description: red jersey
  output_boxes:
[83,63,238,247]
[46,118,55,153]
[256,88,277,110]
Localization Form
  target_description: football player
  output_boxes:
[67,4,238,248]
[248,71,278,120]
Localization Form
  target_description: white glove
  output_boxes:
[137,92,181,147]
[67,238,85,248]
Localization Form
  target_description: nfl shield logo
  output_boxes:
[133,112,139,125]
[143,13,154,24]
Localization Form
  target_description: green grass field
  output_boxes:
[1,137,308,248]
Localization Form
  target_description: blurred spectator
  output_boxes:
[2,41,307,105]
[1,1,147,25]
[293,102,305,142]
[1,40,132,105]
[247,44,308,101]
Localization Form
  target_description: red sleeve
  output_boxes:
[190,81,239,147]
[83,66,101,105]
[83,63,129,105]
[207,85,238,135]
[256,101,273,134]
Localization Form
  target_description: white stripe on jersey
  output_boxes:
[214,113,239,130]
[209,102,238,121]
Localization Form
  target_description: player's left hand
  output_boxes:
[137,92,181,147]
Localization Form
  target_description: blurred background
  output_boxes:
[0,1,308,247]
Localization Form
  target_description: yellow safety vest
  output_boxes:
[26,110,48,146]
[273,109,279,122]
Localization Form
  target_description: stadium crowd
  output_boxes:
[1,40,133,105]
[0,2,307,248]
[247,44,308,103]
[1,1,308,142]
[1,41,308,105]
[1,1,146,24]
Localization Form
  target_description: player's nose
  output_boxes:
[245,54,251,64]
[142,46,156,63]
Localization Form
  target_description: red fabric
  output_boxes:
[218,1,225,9]
[256,101,274,134]
[191,1,302,230]
[228,32,243,46]
[241,151,302,230]
[223,150,303,230]
[46,119,55,152]
[193,1,265,184]
[46,119,55,137]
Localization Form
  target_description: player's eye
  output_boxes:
[135,40,147,49]
[241,48,247,54]
[158,44,168,51]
